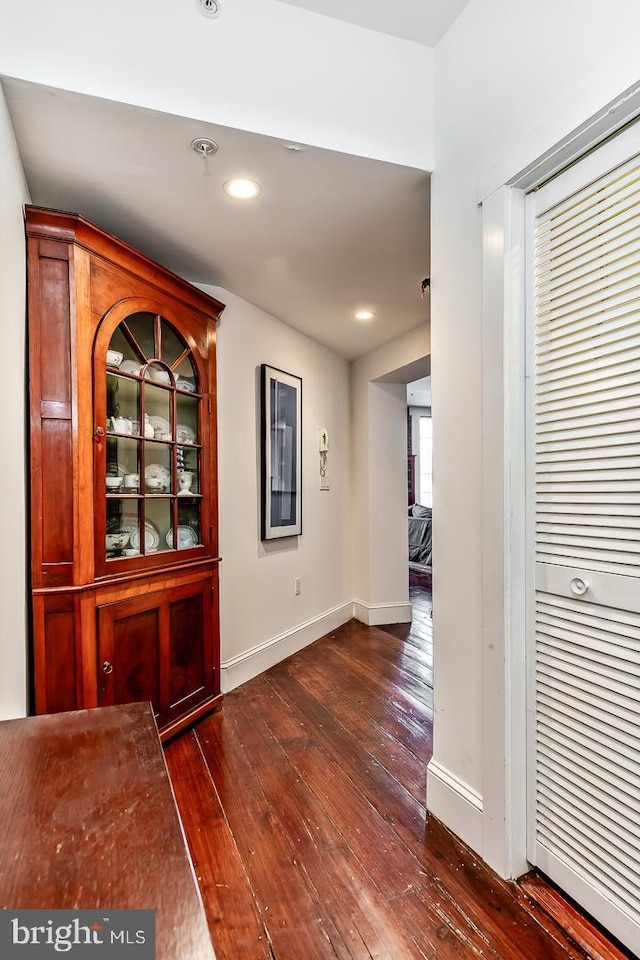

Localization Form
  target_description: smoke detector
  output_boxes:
[196,0,221,18]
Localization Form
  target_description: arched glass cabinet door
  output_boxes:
[102,311,203,564]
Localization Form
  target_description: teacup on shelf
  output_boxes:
[106,476,123,491]
[146,477,164,492]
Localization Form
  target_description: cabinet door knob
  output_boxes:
[94,426,105,442]
[570,577,588,596]
[102,660,113,674]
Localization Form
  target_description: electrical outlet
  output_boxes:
[294,577,301,596]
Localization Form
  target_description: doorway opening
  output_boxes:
[407,376,432,606]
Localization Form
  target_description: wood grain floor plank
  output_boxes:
[280,656,430,802]
[260,667,588,960]
[519,874,635,960]
[299,646,432,747]
[324,638,433,713]
[168,572,623,959]
[255,672,498,958]
[163,731,271,960]
[195,708,356,960]
[261,659,591,959]
[310,633,434,729]
[323,624,434,697]
[265,665,428,845]
[220,676,437,960]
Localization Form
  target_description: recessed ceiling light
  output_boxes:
[223,178,261,200]
[355,310,375,322]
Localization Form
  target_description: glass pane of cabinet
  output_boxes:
[107,374,140,434]
[176,394,198,444]
[175,354,198,394]
[103,313,202,563]
[177,499,201,548]
[106,499,141,558]
[122,311,156,362]
[146,499,173,554]
[159,323,187,370]
[106,436,140,493]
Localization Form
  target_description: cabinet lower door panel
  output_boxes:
[169,594,206,707]
[102,607,160,708]
[97,576,215,731]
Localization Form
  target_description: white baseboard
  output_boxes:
[427,758,484,857]
[352,599,412,626]
[221,601,353,693]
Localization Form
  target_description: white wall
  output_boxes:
[0,84,30,719]
[430,0,640,869]
[0,0,433,170]
[205,287,352,689]
[352,324,430,624]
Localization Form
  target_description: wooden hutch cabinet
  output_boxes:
[26,205,225,740]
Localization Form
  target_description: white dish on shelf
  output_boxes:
[107,515,138,536]
[130,519,161,552]
[145,462,171,486]
[145,367,171,385]
[176,378,195,392]
[176,423,196,444]
[120,360,142,375]
[106,476,123,490]
[149,415,171,440]
[165,525,199,549]
[107,349,124,367]
[106,531,130,551]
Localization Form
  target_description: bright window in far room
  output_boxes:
[419,416,433,507]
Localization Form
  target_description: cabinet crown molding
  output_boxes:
[24,204,226,320]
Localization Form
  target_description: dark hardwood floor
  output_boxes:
[165,570,629,960]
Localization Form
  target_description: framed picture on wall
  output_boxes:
[261,364,302,539]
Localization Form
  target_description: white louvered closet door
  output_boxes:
[530,130,640,956]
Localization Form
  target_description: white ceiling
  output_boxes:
[276,0,471,46]
[2,77,430,362]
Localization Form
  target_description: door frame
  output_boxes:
[480,96,640,880]
[480,184,529,878]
